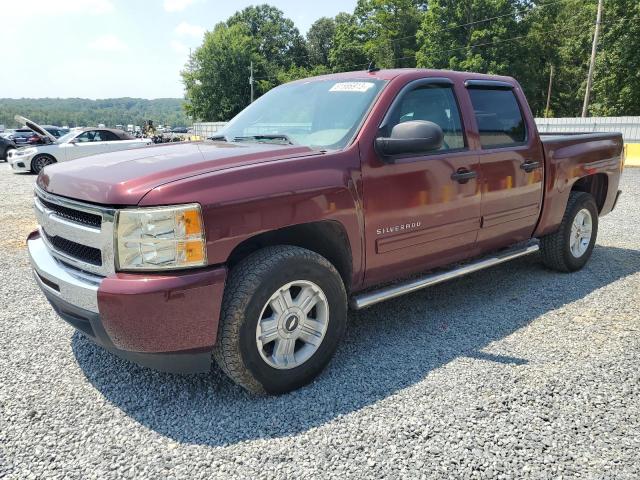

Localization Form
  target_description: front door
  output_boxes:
[68,130,110,160]
[466,84,544,251]
[362,80,482,287]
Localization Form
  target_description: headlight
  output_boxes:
[116,203,207,271]
[17,147,37,156]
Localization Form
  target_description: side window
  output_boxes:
[75,131,96,142]
[388,85,465,151]
[100,130,120,141]
[468,88,526,148]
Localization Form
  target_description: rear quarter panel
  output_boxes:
[534,133,623,237]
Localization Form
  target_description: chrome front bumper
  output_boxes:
[28,234,102,313]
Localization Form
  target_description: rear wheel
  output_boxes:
[213,246,347,394]
[540,191,599,272]
[31,154,56,174]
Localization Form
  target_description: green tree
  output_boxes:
[183,5,309,120]
[522,0,595,116]
[182,23,257,121]
[416,0,526,73]
[227,4,308,70]
[328,13,369,71]
[354,0,427,68]
[0,98,189,128]
[307,17,337,66]
[589,0,640,115]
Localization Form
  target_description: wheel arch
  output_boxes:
[570,173,608,213]
[30,152,58,173]
[226,220,354,292]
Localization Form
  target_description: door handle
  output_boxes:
[520,160,541,172]
[451,169,477,184]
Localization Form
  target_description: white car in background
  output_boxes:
[8,117,152,174]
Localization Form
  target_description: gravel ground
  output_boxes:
[0,163,639,479]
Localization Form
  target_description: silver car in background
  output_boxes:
[8,116,151,174]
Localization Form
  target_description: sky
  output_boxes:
[0,0,357,100]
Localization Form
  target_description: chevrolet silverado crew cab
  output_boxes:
[28,69,624,394]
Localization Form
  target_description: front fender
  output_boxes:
[139,148,365,288]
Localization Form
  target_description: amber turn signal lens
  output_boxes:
[183,209,203,236]
[181,240,205,263]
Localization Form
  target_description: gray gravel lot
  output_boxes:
[0,163,639,479]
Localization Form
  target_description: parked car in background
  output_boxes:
[171,126,189,133]
[40,126,70,139]
[5,128,38,146]
[2,122,69,146]
[0,136,17,161]
[8,117,151,173]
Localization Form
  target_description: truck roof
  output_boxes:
[294,68,517,85]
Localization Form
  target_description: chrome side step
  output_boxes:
[351,241,540,310]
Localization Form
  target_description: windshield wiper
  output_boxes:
[232,134,295,145]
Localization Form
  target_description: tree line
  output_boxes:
[182,0,639,122]
[0,98,190,129]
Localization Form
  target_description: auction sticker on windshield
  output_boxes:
[329,82,376,93]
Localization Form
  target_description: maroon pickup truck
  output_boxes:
[28,69,624,394]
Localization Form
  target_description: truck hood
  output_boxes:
[37,141,317,205]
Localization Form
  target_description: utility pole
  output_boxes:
[249,61,254,103]
[545,65,554,118]
[581,0,603,118]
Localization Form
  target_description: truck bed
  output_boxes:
[534,131,623,238]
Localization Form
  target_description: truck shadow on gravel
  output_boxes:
[72,245,640,447]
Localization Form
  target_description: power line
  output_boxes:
[251,14,622,83]
[253,0,586,73]
[391,0,587,45]
[251,0,604,82]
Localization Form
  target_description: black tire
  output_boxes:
[1,147,14,162]
[213,245,347,394]
[31,154,56,174]
[539,191,599,272]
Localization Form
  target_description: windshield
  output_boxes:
[217,78,387,150]
[56,131,78,144]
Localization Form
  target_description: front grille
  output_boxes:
[44,232,102,266]
[35,187,116,276]
[38,197,102,228]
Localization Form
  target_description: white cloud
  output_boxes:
[170,40,190,55]
[89,34,127,52]
[175,21,205,38]
[164,0,194,12]
[4,0,114,16]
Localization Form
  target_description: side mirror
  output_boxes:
[68,138,78,144]
[375,120,443,159]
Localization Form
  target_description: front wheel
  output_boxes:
[31,154,56,174]
[540,191,599,272]
[213,246,347,394]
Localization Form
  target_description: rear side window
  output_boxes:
[468,88,526,148]
[100,130,120,141]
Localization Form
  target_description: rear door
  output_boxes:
[99,130,126,152]
[466,81,544,251]
[362,78,482,286]
[103,131,148,152]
